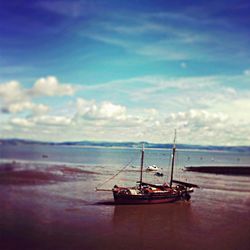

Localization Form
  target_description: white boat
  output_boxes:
[146,165,159,171]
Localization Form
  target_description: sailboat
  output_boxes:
[112,132,198,204]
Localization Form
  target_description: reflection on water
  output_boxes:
[112,203,195,249]
[111,199,250,250]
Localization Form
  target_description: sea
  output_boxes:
[0,144,250,250]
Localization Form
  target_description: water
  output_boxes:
[0,144,250,250]
[1,143,249,167]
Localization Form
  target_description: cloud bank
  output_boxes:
[1,73,250,146]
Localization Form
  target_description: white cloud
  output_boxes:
[0,77,76,103]
[5,102,49,114]
[10,117,34,127]
[32,76,75,96]
[162,109,250,145]
[10,115,72,130]
[33,115,72,126]
[76,98,127,121]
[76,98,95,115]
[92,101,126,120]
[166,109,229,128]
[0,76,76,116]
[0,81,27,103]
[143,108,159,117]
[210,96,250,123]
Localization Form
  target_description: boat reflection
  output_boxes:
[112,202,196,249]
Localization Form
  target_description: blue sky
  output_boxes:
[1,0,250,145]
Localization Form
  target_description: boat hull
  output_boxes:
[113,192,182,205]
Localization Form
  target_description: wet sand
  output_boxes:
[1,161,250,250]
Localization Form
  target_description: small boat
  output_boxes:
[111,131,199,204]
[154,172,164,177]
[146,165,159,171]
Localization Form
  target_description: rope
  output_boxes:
[95,152,138,190]
[163,148,172,183]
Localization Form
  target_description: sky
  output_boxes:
[1,0,250,145]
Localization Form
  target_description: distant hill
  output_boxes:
[1,138,250,152]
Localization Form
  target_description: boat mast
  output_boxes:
[139,143,144,189]
[169,130,177,187]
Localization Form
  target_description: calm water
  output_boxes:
[0,144,250,250]
[1,143,250,166]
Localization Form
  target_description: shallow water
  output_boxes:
[0,144,250,249]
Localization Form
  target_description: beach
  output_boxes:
[1,145,250,250]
